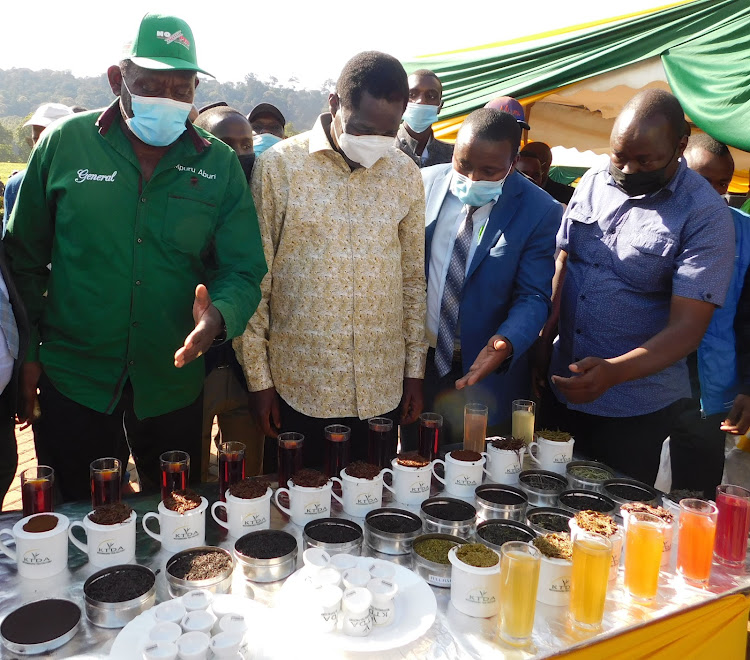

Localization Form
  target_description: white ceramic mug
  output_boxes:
[528,435,575,474]
[385,459,433,506]
[274,480,340,526]
[432,452,490,498]
[142,498,208,553]
[211,488,272,537]
[447,545,501,617]
[68,510,136,568]
[536,554,572,606]
[0,513,70,579]
[485,441,525,485]
[331,469,388,517]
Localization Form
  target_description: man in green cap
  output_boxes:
[5,13,267,501]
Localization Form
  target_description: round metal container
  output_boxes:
[518,470,568,507]
[526,507,574,536]
[303,518,363,556]
[1,599,81,655]
[474,484,528,522]
[364,508,422,555]
[603,478,660,517]
[234,530,298,583]
[420,497,476,538]
[557,489,616,518]
[83,565,156,629]
[165,546,235,597]
[565,461,614,492]
[411,533,469,588]
[475,519,536,553]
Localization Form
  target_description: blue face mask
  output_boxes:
[450,166,513,207]
[253,132,282,156]
[122,80,192,147]
[402,102,440,133]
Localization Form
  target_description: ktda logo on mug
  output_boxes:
[242,512,267,528]
[174,526,199,540]
[97,539,125,555]
[466,588,496,605]
[409,479,429,494]
[356,492,378,506]
[304,502,328,516]
[22,549,51,565]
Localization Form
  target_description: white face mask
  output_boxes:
[334,112,393,168]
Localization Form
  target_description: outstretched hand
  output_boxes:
[455,335,512,390]
[174,284,224,368]
[551,356,619,404]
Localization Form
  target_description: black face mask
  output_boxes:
[237,153,255,183]
[609,146,679,197]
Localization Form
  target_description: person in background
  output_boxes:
[193,106,264,476]
[535,89,734,485]
[405,108,560,446]
[5,13,266,500]
[667,133,750,495]
[397,69,454,168]
[248,103,285,157]
[484,96,530,131]
[236,51,427,469]
[516,150,544,187]
[522,141,576,205]
[3,103,74,229]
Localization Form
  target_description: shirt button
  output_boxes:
[580,294,586,301]
[128,360,135,366]
[706,293,713,300]
[135,280,141,286]
[137,238,143,244]
[594,263,600,268]
[576,329,582,334]
[132,321,138,327]
[140,197,146,203]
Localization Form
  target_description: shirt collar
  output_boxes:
[309,113,338,155]
[96,99,211,153]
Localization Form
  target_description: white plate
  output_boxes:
[109,595,269,660]
[276,558,437,652]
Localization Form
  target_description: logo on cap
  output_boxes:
[156,30,190,50]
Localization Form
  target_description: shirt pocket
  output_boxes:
[564,208,599,261]
[613,231,676,291]
[163,195,217,255]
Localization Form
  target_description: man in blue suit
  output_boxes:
[408,108,561,446]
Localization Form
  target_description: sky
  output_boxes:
[1,0,673,89]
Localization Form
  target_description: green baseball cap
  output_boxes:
[125,13,213,76]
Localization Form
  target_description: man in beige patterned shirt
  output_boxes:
[235,51,428,469]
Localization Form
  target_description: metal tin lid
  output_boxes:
[1,599,80,655]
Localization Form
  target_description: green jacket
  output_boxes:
[5,101,266,418]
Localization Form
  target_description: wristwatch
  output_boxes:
[212,323,227,346]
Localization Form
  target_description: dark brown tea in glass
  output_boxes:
[418,413,443,461]
[323,425,351,478]
[277,432,304,487]
[21,466,54,517]
[219,442,246,501]
[90,457,121,509]
[368,417,395,468]
[159,451,189,502]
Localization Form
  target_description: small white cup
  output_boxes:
[309,584,343,633]
[274,480,339,526]
[219,613,248,637]
[331,468,388,517]
[142,498,208,553]
[154,600,187,624]
[341,587,373,637]
[0,513,70,579]
[142,640,178,660]
[181,609,216,635]
[313,567,342,588]
[386,458,433,506]
[149,622,182,643]
[181,589,214,612]
[368,559,395,580]
[529,435,575,474]
[327,553,358,572]
[176,631,210,660]
[211,488,272,537]
[432,452,490,498]
[68,510,136,568]
[342,567,371,589]
[367,577,398,626]
[485,440,525,484]
[209,631,243,658]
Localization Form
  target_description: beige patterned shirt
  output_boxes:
[234,114,428,420]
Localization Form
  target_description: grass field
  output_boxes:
[0,163,25,185]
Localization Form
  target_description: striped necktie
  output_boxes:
[435,205,477,377]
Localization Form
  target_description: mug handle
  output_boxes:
[380,468,395,495]
[480,452,493,479]
[528,442,542,466]
[432,459,447,485]
[210,501,230,531]
[68,521,88,554]
[0,528,16,561]
[329,477,344,505]
[274,488,293,517]
[141,512,162,543]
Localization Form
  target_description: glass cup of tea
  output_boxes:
[512,400,535,445]
[159,451,190,502]
[323,425,351,479]
[218,442,246,502]
[463,403,488,454]
[367,418,395,469]
[90,457,121,509]
[277,432,304,488]
[418,413,443,461]
[21,466,55,517]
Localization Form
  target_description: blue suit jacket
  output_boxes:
[423,165,562,425]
